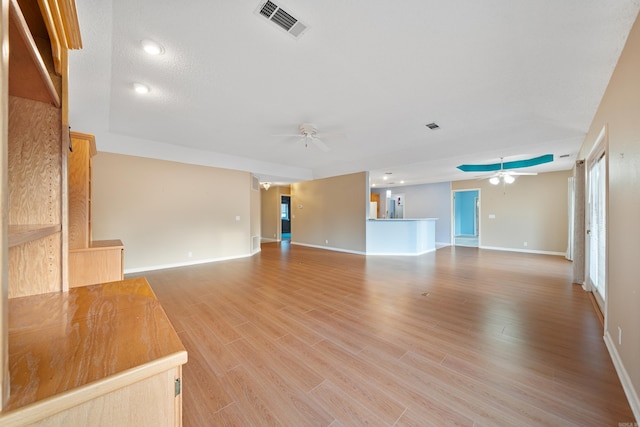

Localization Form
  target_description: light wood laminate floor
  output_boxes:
[132,243,634,426]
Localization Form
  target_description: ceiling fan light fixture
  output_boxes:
[503,174,515,184]
[489,176,500,185]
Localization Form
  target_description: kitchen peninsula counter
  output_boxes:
[366,218,438,255]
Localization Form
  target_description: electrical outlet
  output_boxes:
[524,241,528,247]
[188,251,193,258]
[325,240,329,244]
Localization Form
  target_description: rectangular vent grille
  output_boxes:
[259,0,277,17]
[272,8,296,31]
[257,1,308,39]
[252,176,260,191]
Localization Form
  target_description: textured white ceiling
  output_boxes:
[69,0,640,187]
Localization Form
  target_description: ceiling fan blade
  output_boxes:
[475,173,498,180]
[311,137,330,152]
[508,172,538,176]
[315,132,346,139]
[271,134,303,137]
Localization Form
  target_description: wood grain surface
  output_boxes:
[5,277,186,413]
[68,132,92,249]
[8,233,61,298]
[137,243,635,426]
[69,240,124,288]
[8,96,61,226]
[7,1,60,106]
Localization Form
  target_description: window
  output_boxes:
[281,203,289,220]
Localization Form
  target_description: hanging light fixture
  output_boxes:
[261,182,271,190]
[489,173,516,185]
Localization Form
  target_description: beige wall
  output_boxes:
[92,153,254,272]
[452,170,571,254]
[579,12,640,414]
[291,172,367,253]
[260,185,290,241]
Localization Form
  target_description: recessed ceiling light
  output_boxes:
[133,83,150,94]
[400,180,405,184]
[141,39,164,55]
[371,183,376,187]
[383,176,388,181]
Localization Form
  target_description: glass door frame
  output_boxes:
[585,126,608,315]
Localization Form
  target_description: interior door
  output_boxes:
[586,150,606,310]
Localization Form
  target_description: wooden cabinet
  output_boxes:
[68,131,125,287]
[1,0,186,423]
[69,131,96,249]
[7,1,68,299]
[1,0,81,407]
[1,278,187,426]
[69,239,124,287]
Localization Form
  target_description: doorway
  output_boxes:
[453,189,480,247]
[281,195,291,241]
[586,131,606,311]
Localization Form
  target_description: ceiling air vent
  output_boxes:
[256,1,309,39]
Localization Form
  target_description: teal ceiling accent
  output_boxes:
[457,154,554,172]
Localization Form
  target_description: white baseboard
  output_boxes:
[479,245,566,256]
[436,242,451,249]
[366,248,437,256]
[291,241,441,256]
[124,251,258,275]
[261,237,278,243]
[604,331,640,423]
[290,241,365,255]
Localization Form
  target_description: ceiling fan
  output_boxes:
[457,154,553,185]
[273,123,337,152]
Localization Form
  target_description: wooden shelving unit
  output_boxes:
[0,1,186,423]
[68,131,125,287]
[8,224,61,247]
[8,0,60,106]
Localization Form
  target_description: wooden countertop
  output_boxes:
[69,239,124,252]
[3,277,187,418]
